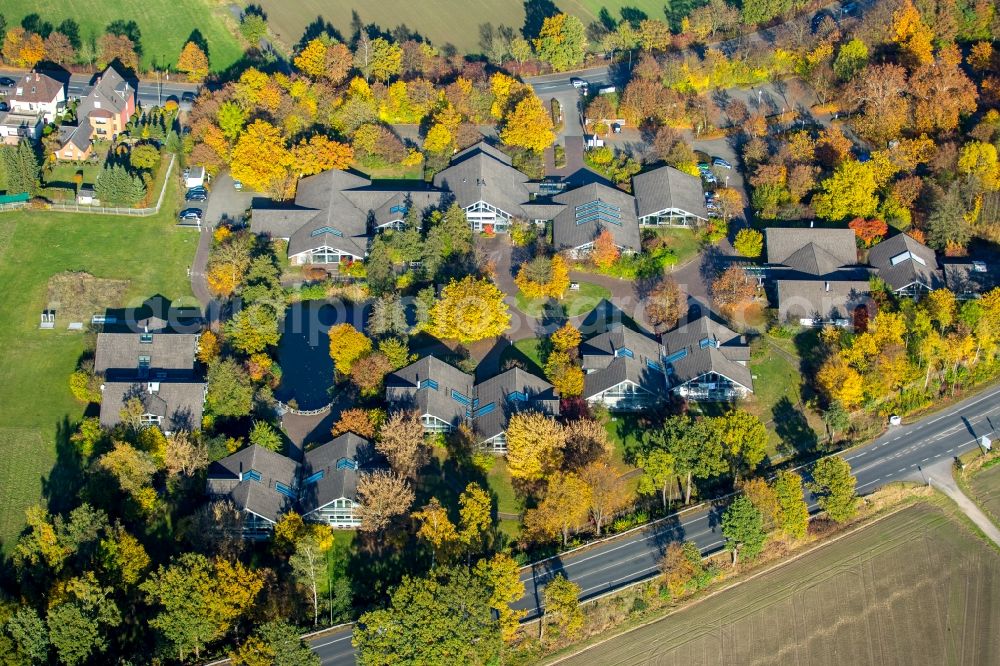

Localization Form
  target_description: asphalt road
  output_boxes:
[312,382,1000,664]
[0,68,199,109]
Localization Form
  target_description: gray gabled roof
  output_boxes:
[10,71,63,105]
[765,228,857,275]
[472,367,559,440]
[99,380,205,432]
[661,316,753,392]
[581,323,669,398]
[94,331,199,377]
[632,165,708,220]
[776,274,872,321]
[432,142,531,217]
[385,356,475,428]
[551,182,641,253]
[206,444,300,524]
[867,234,943,292]
[299,433,374,514]
[943,260,995,295]
[77,65,133,123]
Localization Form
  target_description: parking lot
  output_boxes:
[201,173,257,228]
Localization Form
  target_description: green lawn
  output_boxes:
[2,0,243,72]
[499,337,545,375]
[968,462,1000,528]
[649,227,703,267]
[352,162,424,181]
[486,457,522,517]
[0,180,196,548]
[515,281,611,319]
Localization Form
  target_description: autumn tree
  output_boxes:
[544,350,585,397]
[721,495,767,566]
[2,28,46,68]
[847,64,909,146]
[331,408,379,439]
[533,14,587,71]
[580,461,631,536]
[474,553,525,642]
[910,44,977,134]
[97,441,157,508]
[891,0,934,67]
[645,277,685,332]
[500,93,555,152]
[712,265,757,318]
[541,575,582,642]
[97,33,138,71]
[356,471,415,532]
[206,358,254,417]
[816,355,864,408]
[177,41,209,82]
[230,621,320,666]
[141,553,264,661]
[715,409,768,476]
[225,303,280,355]
[291,135,354,177]
[809,457,858,523]
[733,228,763,258]
[230,120,293,197]
[834,38,869,81]
[430,276,510,344]
[164,431,208,477]
[458,483,494,556]
[740,477,781,533]
[660,541,705,598]
[377,411,428,479]
[637,448,676,510]
[290,530,333,625]
[563,417,612,469]
[43,31,75,64]
[551,322,583,355]
[350,353,393,398]
[591,228,620,269]
[812,160,880,221]
[505,412,565,482]
[848,218,889,247]
[328,323,372,376]
[413,498,458,566]
[773,470,809,539]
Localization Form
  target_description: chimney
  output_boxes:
[825,282,830,292]
[34,72,39,81]
[810,221,814,228]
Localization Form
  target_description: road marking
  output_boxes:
[898,468,906,473]
[311,635,353,648]
[922,458,929,462]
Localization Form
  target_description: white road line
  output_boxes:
[922,458,929,462]
[312,635,353,648]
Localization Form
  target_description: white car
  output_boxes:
[570,78,588,89]
[889,415,902,426]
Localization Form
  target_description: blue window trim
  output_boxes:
[389,204,408,214]
[336,457,358,471]
[275,482,296,498]
[664,349,688,364]
[473,402,496,418]
[243,469,262,483]
[451,389,472,405]
[646,358,663,372]
[615,347,634,358]
[302,470,324,485]
[311,225,343,237]
[419,378,439,391]
[507,390,527,402]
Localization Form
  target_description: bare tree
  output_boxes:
[182,500,246,559]
[580,460,632,536]
[164,431,208,477]
[645,277,685,332]
[356,471,415,532]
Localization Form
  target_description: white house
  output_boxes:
[7,71,65,123]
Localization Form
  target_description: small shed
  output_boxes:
[185,165,205,189]
[586,135,605,148]
[77,186,95,205]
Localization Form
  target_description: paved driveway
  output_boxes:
[204,173,257,226]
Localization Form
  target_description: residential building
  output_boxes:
[250,141,706,265]
[471,367,559,452]
[0,111,44,143]
[206,434,377,536]
[660,316,753,401]
[581,323,670,410]
[632,165,709,226]
[867,233,943,297]
[385,355,475,433]
[206,445,301,539]
[550,182,642,257]
[54,65,136,161]
[943,259,995,299]
[95,308,205,435]
[765,227,872,327]
[7,71,65,122]
[385,357,559,451]
[298,433,374,528]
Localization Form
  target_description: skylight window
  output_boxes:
[646,359,663,371]
[311,226,343,237]
[302,470,325,485]
[473,402,496,418]
[275,482,296,498]
[419,378,439,391]
[615,347,634,358]
[336,457,358,470]
[242,469,262,483]
[890,251,926,267]
[140,333,153,344]
[389,204,407,215]
[664,349,688,364]
[575,200,623,226]
[451,389,472,405]
[507,390,527,402]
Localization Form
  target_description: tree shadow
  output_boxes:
[41,416,86,516]
[297,16,345,50]
[772,396,818,458]
[186,29,209,59]
[522,0,559,39]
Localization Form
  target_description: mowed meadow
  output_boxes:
[258,0,680,54]
[1,0,243,72]
[562,502,1000,665]
[0,183,197,549]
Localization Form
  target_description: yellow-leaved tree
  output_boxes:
[500,94,555,153]
[816,356,864,409]
[230,120,293,197]
[328,323,372,376]
[505,411,565,482]
[430,276,510,344]
[176,41,209,82]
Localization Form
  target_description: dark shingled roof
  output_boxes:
[94,331,199,377]
[433,142,531,217]
[661,316,753,392]
[472,368,559,441]
[776,274,872,322]
[78,65,133,123]
[765,228,858,275]
[581,323,669,398]
[551,182,641,253]
[943,260,996,296]
[632,165,708,220]
[386,356,475,429]
[10,71,63,105]
[298,433,374,515]
[867,234,943,292]
[206,445,300,524]
[99,380,205,432]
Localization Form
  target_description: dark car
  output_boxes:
[712,157,733,170]
[185,190,208,202]
[0,102,8,112]
[178,207,203,222]
[181,91,196,103]
[0,77,14,87]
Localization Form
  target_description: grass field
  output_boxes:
[968,462,1000,527]
[257,0,677,55]
[515,281,611,318]
[2,0,243,72]
[560,502,1000,665]
[0,181,196,549]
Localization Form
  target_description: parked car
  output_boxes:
[233,180,243,190]
[611,123,621,134]
[570,78,588,89]
[181,91,196,103]
[0,77,14,87]
[178,208,203,223]
[712,157,733,169]
[185,189,208,202]
[0,102,8,112]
